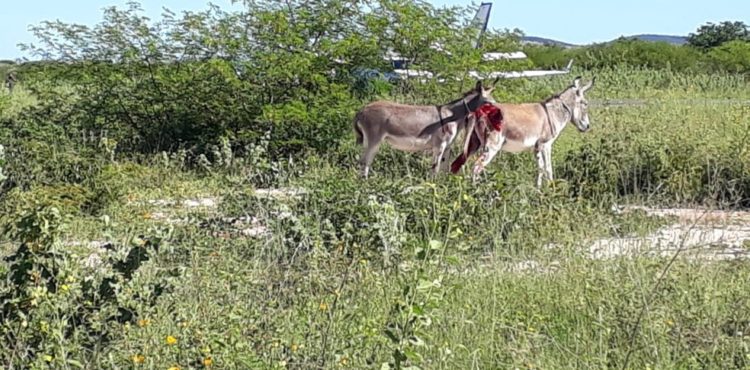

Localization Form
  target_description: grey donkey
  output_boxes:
[353,79,498,178]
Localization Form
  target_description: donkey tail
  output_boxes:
[353,112,364,145]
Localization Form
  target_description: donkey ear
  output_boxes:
[582,76,596,92]
[475,80,483,91]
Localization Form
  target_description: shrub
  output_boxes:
[0,205,176,368]
[708,40,750,74]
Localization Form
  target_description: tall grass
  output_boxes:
[1,67,750,369]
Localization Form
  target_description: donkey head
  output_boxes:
[468,77,499,109]
[570,76,595,132]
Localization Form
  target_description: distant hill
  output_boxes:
[521,34,689,48]
[625,34,688,45]
[521,36,578,48]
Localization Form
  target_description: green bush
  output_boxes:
[525,38,750,75]
[11,0,505,165]
[708,40,750,74]
[0,205,176,368]
[559,106,750,207]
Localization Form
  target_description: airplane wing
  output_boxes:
[469,59,575,79]
[470,69,571,79]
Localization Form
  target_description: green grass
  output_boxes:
[1,67,750,369]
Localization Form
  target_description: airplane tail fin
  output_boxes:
[471,2,493,49]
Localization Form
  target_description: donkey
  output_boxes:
[454,76,595,187]
[353,79,498,178]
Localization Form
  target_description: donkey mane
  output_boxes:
[541,84,576,104]
[442,88,480,106]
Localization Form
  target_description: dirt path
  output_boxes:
[594,206,750,261]
[60,192,750,274]
[120,197,750,263]
[503,206,750,274]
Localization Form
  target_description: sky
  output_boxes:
[1,0,749,60]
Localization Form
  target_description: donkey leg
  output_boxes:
[472,138,504,181]
[535,148,545,189]
[472,129,505,180]
[543,144,554,183]
[535,143,554,188]
[360,134,384,179]
[439,146,453,173]
[432,141,449,175]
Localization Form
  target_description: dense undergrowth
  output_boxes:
[1,1,750,369]
[2,69,749,367]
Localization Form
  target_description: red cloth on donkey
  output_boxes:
[450,103,504,174]
[475,103,504,131]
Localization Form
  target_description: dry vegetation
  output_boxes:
[1,2,750,369]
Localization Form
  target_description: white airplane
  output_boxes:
[388,2,573,80]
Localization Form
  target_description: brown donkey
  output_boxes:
[353,79,498,178]
[454,76,595,187]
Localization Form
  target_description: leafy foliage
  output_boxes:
[0,205,176,368]
[12,0,511,162]
[688,21,750,50]
[708,40,750,74]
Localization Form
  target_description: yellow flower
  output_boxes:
[43,355,53,362]
[60,284,70,293]
[168,366,180,370]
[166,335,178,345]
[132,354,145,364]
[339,356,348,366]
[319,302,329,311]
[291,344,299,353]
[203,357,213,367]
[138,319,150,327]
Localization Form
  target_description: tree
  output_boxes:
[14,0,510,159]
[687,21,749,50]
